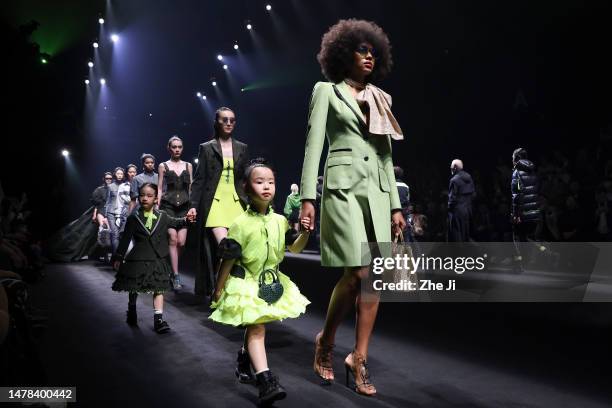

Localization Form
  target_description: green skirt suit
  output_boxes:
[300,81,402,267]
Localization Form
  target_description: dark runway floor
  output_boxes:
[14,257,612,407]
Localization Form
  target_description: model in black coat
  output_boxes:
[187,137,249,296]
[447,161,475,242]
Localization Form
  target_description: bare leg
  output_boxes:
[246,324,268,373]
[176,227,187,271]
[177,228,188,249]
[313,266,363,382]
[320,266,365,345]
[354,290,380,359]
[168,228,179,275]
[342,267,379,395]
[153,293,164,312]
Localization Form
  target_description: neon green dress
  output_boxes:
[205,158,245,228]
[210,207,310,326]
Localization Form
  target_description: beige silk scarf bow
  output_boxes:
[345,79,404,141]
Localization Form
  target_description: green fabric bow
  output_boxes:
[143,210,158,230]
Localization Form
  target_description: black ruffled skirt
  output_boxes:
[112,257,172,293]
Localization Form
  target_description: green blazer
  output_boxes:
[300,81,401,267]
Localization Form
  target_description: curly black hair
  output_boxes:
[317,19,393,83]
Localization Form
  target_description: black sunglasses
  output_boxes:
[355,45,379,59]
[220,117,236,124]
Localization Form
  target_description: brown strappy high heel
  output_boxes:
[314,331,335,384]
[344,350,376,396]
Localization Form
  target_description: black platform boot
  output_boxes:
[256,370,286,405]
[126,305,137,326]
[153,313,170,334]
[235,348,254,384]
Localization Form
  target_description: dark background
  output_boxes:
[3,0,612,238]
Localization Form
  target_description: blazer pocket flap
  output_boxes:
[327,156,353,167]
[378,166,390,192]
[326,159,354,190]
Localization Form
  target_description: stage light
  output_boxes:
[196,92,202,97]
[217,54,223,61]
[234,43,239,50]
[62,149,70,157]
[148,113,153,117]
[223,64,228,70]
[99,18,105,24]
[93,42,99,48]
[212,81,217,86]
[194,158,199,164]
[266,4,272,11]
[110,34,119,43]
[88,61,94,68]
[246,23,252,30]
[202,95,207,100]
[41,58,47,64]
[241,88,244,92]
[85,79,90,85]
[100,78,106,85]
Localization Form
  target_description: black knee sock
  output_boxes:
[242,328,248,351]
[128,292,138,308]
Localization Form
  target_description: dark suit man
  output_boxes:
[447,159,475,242]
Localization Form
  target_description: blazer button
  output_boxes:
[364,156,369,161]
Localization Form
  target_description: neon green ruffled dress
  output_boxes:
[210,207,310,326]
[206,158,245,228]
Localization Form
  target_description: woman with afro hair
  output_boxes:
[299,19,406,396]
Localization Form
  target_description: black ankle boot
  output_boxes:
[153,314,170,334]
[256,370,286,405]
[126,305,137,326]
[235,348,254,384]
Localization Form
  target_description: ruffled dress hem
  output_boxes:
[209,270,310,327]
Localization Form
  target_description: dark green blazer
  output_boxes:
[114,210,186,262]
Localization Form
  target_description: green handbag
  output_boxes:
[257,221,284,304]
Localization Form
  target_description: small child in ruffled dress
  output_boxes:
[210,159,311,405]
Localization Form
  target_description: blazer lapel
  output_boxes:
[334,81,367,128]
[211,138,222,159]
[135,210,160,236]
[232,138,242,163]
[135,211,150,235]
[150,210,161,235]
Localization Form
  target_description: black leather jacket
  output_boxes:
[511,159,540,222]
